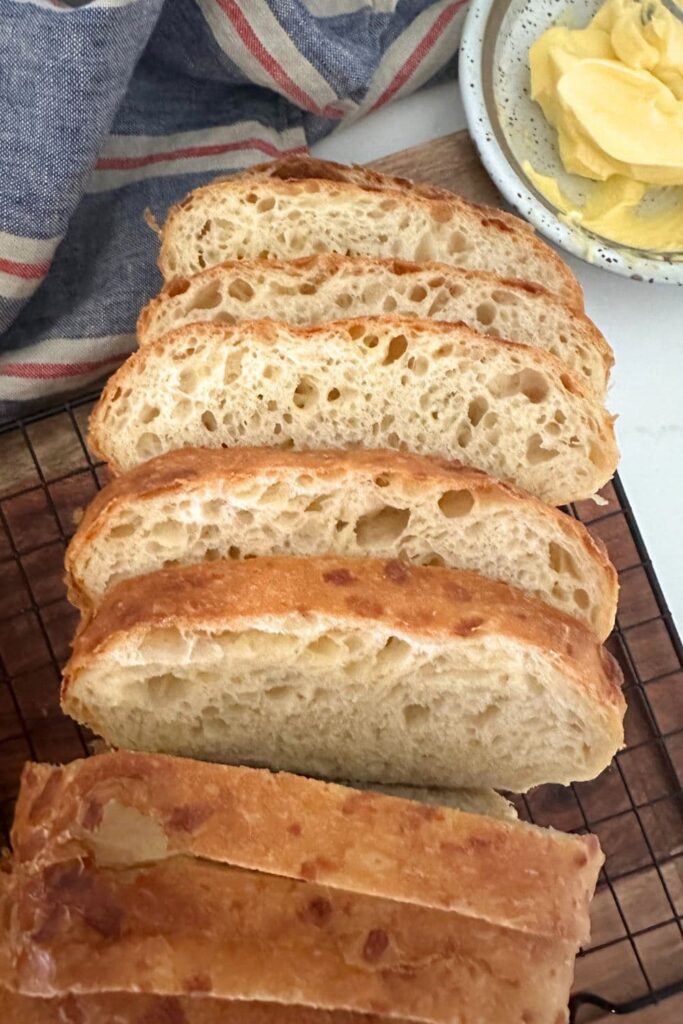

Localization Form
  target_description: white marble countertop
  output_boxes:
[312,82,683,633]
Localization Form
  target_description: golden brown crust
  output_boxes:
[12,751,602,943]
[159,157,583,311]
[0,989,410,1024]
[137,254,611,375]
[0,871,408,1024]
[62,556,624,721]
[6,855,576,1022]
[87,315,619,488]
[64,447,618,634]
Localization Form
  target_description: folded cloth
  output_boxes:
[0,0,466,422]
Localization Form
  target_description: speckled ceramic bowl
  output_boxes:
[459,0,683,285]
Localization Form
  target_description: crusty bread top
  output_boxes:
[7,855,577,1022]
[13,750,601,943]
[65,446,617,629]
[159,156,583,311]
[63,557,624,720]
[229,155,492,207]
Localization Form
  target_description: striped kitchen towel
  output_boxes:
[0,0,467,422]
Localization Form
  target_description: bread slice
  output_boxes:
[360,782,517,819]
[61,557,625,791]
[6,856,578,1023]
[139,255,610,396]
[65,448,618,638]
[70,738,519,822]
[13,752,599,943]
[0,990,418,1024]
[158,156,583,310]
[88,318,618,506]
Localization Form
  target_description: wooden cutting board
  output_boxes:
[0,131,681,1024]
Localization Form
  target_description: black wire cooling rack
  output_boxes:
[0,390,681,1022]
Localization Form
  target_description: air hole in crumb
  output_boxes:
[327,388,341,402]
[491,369,548,403]
[191,281,222,310]
[476,301,496,326]
[201,410,218,432]
[448,231,468,254]
[136,432,162,459]
[467,397,488,426]
[265,685,292,700]
[425,554,445,567]
[140,405,160,424]
[293,378,318,410]
[355,506,409,547]
[456,424,472,448]
[179,368,198,394]
[307,636,340,658]
[383,335,408,366]
[438,489,474,518]
[574,588,589,609]
[403,704,430,727]
[167,278,190,298]
[109,522,136,539]
[409,285,427,302]
[560,372,580,395]
[548,542,581,579]
[374,475,390,488]
[527,434,558,464]
[491,289,518,305]
[228,279,254,302]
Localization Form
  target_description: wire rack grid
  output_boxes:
[0,390,682,1022]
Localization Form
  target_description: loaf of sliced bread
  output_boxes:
[139,255,610,395]
[14,752,600,942]
[65,448,617,637]
[61,557,625,791]
[88,318,618,506]
[157,156,583,309]
[6,855,577,1023]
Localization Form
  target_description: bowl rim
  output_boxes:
[458,0,683,286]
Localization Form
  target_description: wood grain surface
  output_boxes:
[0,131,681,1023]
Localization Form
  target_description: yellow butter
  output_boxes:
[527,0,683,252]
